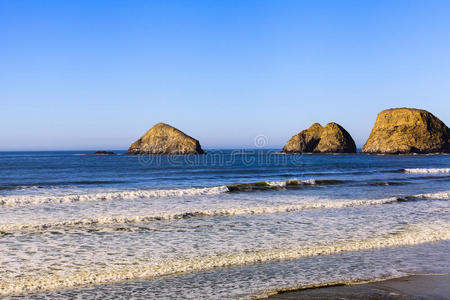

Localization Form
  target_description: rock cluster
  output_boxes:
[282,122,356,153]
[126,123,205,155]
[125,108,449,156]
[362,108,450,154]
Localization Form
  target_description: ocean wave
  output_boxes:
[403,168,450,174]
[228,179,343,191]
[0,179,344,208]
[0,197,401,232]
[0,185,43,191]
[0,186,229,207]
[413,190,450,199]
[0,180,125,191]
[1,221,448,296]
[2,189,446,232]
[0,178,445,209]
[366,181,408,186]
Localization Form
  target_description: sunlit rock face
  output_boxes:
[362,108,450,154]
[126,123,205,155]
[282,122,356,153]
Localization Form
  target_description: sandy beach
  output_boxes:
[266,273,450,299]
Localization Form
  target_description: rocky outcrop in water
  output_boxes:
[282,122,356,153]
[362,108,450,154]
[282,123,322,153]
[126,123,205,155]
[89,151,116,155]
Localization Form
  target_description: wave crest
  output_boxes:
[0,197,401,232]
[0,179,344,208]
[414,190,450,199]
[403,168,450,174]
[0,186,229,207]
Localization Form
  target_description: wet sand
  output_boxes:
[266,273,449,300]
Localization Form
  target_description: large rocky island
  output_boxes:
[282,122,356,153]
[126,123,205,155]
[362,108,450,154]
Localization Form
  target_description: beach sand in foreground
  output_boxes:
[266,273,449,300]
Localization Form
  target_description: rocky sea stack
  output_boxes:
[126,123,205,155]
[282,122,356,153]
[89,151,116,155]
[362,108,450,154]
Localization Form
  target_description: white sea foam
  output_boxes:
[403,168,450,174]
[414,190,450,199]
[0,186,229,207]
[0,197,400,232]
[0,179,324,208]
[1,221,448,296]
[266,180,288,187]
[266,179,315,187]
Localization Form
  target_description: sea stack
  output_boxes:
[126,123,205,155]
[89,151,116,155]
[362,108,450,154]
[282,122,356,153]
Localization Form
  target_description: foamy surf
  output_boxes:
[227,179,343,191]
[263,179,315,187]
[0,197,401,232]
[0,186,229,207]
[414,190,450,199]
[1,221,448,296]
[403,168,450,174]
[0,179,341,208]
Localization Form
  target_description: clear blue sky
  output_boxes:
[1,0,450,150]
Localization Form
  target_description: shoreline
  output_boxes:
[263,273,449,299]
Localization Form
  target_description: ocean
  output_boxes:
[0,150,449,299]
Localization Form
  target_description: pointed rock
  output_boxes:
[126,123,205,155]
[362,108,450,154]
[282,122,356,153]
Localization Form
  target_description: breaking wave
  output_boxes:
[0,197,405,232]
[403,168,450,174]
[2,188,447,232]
[414,190,450,199]
[0,180,125,191]
[227,179,343,192]
[1,178,447,209]
[0,186,229,207]
[0,179,342,208]
[1,221,448,296]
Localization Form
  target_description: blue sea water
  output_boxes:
[0,150,449,299]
